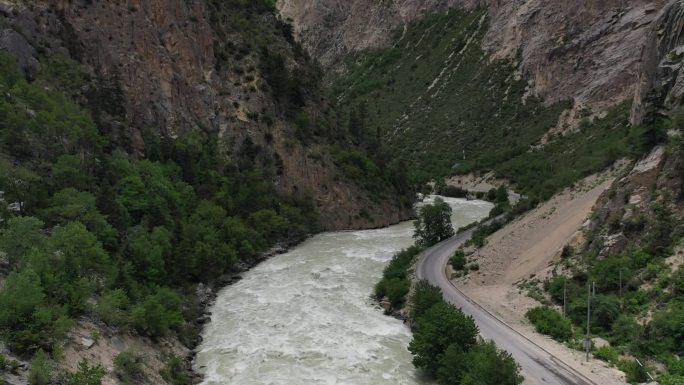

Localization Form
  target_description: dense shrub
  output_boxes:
[525,307,573,342]
[450,250,466,270]
[617,359,651,384]
[411,280,444,319]
[440,185,468,198]
[131,288,184,338]
[593,346,619,365]
[63,360,106,385]
[375,246,422,308]
[409,282,522,384]
[113,351,145,384]
[160,355,190,385]
[642,302,684,355]
[29,350,53,385]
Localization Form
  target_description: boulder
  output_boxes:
[80,336,95,349]
[592,337,610,349]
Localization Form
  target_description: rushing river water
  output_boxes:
[195,197,493,385]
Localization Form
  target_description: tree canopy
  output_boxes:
[414,197,455,247]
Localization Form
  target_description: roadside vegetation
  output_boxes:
[375,198,454,310]
[409,281,523,385]
[521,126,684,383]
[375,198,523,384]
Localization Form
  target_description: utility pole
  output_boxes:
[585,283,592,362]
[619,270,623,310]
[563,278,567,318]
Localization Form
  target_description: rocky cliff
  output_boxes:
[0,0,411,231]
[632,0,684,124]
[279,0,665,119]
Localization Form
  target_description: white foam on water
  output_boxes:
[195,198,492,385]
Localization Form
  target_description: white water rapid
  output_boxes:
[195,197,493,385]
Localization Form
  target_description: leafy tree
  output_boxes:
[0,161,43,215]
[0,269,71,353]
[64,359,106,385]
[94,289,130,327]
[46,222,116,312]
[35,55,84,95]
[51,155,95,193]
[409,301,478,375]
[179,201,237,281]
[42,188,117,249]
[591,295,621,332]
[29,349,53,385]
[123,225,172,284]
[411,280,444,319]
[610,314,642,346]
[248,209,289,242]
[414,198,454,247]
[131,287,184,338]
[0,216,45,268]
[436,343,468,385]
[460,341,523,385]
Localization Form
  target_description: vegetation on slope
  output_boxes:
[494,103,649,200]
[205,0,414,212]
[0,49,317,372]
[0,0,409,381]
[528,127,684,383]
[330,10,570,187]
[331,9,660,203]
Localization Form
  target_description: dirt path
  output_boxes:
[450,170,629,385]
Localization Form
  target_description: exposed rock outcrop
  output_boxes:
[631,0,684,124]
[0,0,412,230]
[279,0,663,112]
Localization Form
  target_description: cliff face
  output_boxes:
[632,0,684,124]
[279,0,663,114]
[277,0,481,68]
[0,0,411,230]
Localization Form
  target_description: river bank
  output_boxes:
[192,197,491,385]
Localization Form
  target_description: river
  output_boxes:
[194,197,493,385]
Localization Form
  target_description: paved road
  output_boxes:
[415,228,596,385]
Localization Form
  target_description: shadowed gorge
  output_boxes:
[1,0,684,384]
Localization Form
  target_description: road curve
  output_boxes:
[415,228,596,385]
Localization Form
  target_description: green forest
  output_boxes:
[0,48,321,374]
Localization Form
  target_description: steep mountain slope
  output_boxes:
[0,0,411,230]
[279,0,662,114]
[282,0,684,382]
[0,1,412,383]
